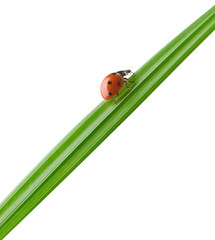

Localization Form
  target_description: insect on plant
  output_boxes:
[0,6,214,240]
[100,70,133,104]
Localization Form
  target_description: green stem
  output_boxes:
[0,6,214,239]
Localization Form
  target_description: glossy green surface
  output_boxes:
[0,6,214,239]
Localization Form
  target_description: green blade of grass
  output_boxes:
[0,6,215,239]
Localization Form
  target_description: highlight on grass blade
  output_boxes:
[0,5,214,239]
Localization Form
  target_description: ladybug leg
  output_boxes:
[124,78,131,89]
[125,81,131,89]
[114,93,119,104]
[124,77,133,84]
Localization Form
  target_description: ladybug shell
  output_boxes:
[100,74,124,100]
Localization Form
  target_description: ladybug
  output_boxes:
[100,70,133,103]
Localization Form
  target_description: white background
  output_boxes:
[0,1,214,239]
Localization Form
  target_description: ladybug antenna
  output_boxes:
[127,66,134,74]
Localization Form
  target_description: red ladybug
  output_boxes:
[100,70,133,103]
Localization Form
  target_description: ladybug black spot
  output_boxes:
[118,82,121,86]
[108,92,112,96]
[108,81,112,84]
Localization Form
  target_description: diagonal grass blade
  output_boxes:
[0,6,214,239]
